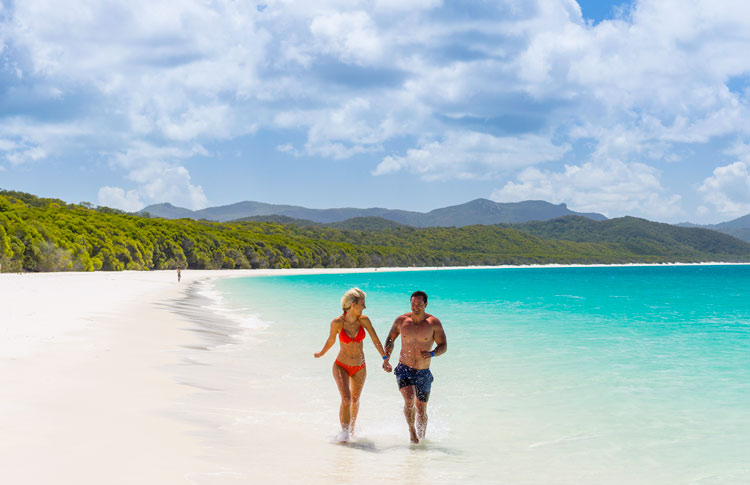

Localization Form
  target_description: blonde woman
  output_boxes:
[314,287,392,442]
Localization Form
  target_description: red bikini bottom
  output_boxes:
[335,360,366,377]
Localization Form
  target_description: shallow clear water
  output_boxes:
[176,265,750,484]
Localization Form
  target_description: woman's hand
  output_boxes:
[314,352,323,358]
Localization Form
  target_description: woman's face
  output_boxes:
[351,298,366,313]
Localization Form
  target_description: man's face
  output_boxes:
[410,295,426,313]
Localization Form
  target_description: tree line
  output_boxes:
[2,190,749,273]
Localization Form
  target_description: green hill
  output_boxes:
[2,190,750,273]
[325,217,409,231]
[232,214,320,226]
[511,216,750,259]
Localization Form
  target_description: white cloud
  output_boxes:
[492,159,683,219]
[5,0,268,142]
[310,11,383,64]
[275,97,396,159]
[97,186,144,212]
[698,161,750,218]
[5,146,47,166]
[96,161,207,211]
[0,122,74,166]
[101,142,208,210]
[373,0,441,12]
[0,139,19,152]
[374,131,570,181]
[2,0,750,221]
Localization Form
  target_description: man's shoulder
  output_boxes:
[425,313,442,325]
[395,312,412,322]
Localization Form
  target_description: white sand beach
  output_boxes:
[0,270,250,484]
[3,264,748,484]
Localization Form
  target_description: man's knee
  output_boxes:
[415,400,428,415]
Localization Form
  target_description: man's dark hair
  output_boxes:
[411,290,428,304]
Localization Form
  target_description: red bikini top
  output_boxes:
[339,325,366,344]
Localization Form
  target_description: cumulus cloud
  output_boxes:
[310,11,383,64]
[0,119,92,167]
[274,97,396,159]
[98,141,208,210]
[491,159,683,219]
[374,131,570,180]
[0,137,46,166]
[96,160,208,211]
[97,186,143,212]
[698,161,750,218]
[2,0,750,221]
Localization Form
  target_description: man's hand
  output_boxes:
[420,350,434,359]
[383,360,392,372]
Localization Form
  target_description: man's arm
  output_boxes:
[383,316,403,364]
[421,317,447,359]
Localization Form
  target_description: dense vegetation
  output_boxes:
[510,216,750,259]
[2,190,750,273]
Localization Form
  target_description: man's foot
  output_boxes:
[336,430,350,443]
[409,426,419,444]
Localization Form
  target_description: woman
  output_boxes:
[314,287,391,442]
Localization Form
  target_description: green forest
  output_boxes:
[2,189,750,272]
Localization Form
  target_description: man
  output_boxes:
[383,290,447,443]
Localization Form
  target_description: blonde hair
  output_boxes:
[341,287,366,312]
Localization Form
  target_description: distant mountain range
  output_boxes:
[141,198,608,227]
[677,214,750,242]
[3,188,750,271]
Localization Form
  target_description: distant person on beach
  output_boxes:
[314,287,392,442]
[177,268,181,282]
[383,291,447,444]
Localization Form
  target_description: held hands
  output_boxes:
[382,359,392,373]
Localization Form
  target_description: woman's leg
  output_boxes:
[347,367,367,435]
[332,362,352,436]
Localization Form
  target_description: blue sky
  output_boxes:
[1,0,750,224]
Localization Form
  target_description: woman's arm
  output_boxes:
[314,317,341,358]
[361,316,392,372]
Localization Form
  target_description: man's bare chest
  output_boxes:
[402,321,433,342]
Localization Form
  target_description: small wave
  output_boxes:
[169,280,271,348]
[199,281,270,331]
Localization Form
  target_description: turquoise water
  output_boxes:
[188,265,750,483]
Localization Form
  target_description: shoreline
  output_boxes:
[2,264,748,483]
[164,260,750,280]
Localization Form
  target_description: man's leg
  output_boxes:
[399,385,419,443]
[414,369,432,439]
[415,400,428,439]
